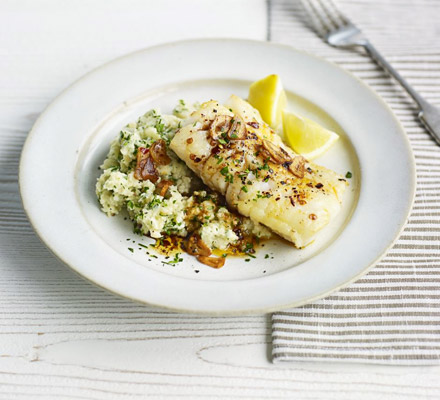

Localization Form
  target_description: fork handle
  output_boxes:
[363,41,440,145]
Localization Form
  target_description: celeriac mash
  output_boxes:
[96,101,271,268]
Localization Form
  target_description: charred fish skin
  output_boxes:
[170,96,346,248]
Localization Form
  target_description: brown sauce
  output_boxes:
[152,236,184,257]
[150,233,270,260]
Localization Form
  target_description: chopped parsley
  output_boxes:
[218,132,230,145]
[147,198,163,209]
[253,191,272,201]
[161,253,183,266]
[220,166,234,183]
[128,248,134,253]
[155,119,165,134]
[243,243,256,258]
[345,171,353,179]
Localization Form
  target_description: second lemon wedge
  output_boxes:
[248,74,287,128]
[282,110,339,160]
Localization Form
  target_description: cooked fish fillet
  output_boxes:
[170,95,347,248]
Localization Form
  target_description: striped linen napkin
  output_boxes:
[270,0,440,364]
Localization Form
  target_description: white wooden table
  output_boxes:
[1,1,440,398]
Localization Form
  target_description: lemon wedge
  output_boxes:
[282,110,339,160]
[248,74,287,127]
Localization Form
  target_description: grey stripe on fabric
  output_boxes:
[270,0,440,365]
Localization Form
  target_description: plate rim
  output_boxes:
[19,38,416,315]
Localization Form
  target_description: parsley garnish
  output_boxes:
[155,119,165,134]
[345,171,353,179]
[162,253,183,266]
[220,166,233,183]
[147,198,162,209]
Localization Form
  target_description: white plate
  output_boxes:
[19,39,415,314]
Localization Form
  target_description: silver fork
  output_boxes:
[302,0,440,145]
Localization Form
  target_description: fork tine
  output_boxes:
[324,0,351,26]
[313,0,347,31]
[299,0,332,38]
[310,0,339,30]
